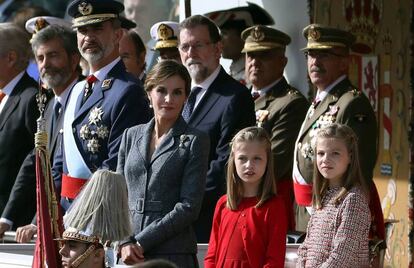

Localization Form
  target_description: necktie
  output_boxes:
[0,91,6,103]
[82,74,97,105]
[312,95,321,107]
[252,91,260,100]
[51,100,62,134]
[182,86,202,122]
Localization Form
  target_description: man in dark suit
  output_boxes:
[0,22,38,224]
[0,21,82,242]
[293,24,384,239]
[242,25,309,230]
[54,0,151,210]
[179,15,255,242]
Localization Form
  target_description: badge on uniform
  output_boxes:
[80,106,109,154]
[101,78,113,90]
[354,114,367,122]
[256,109,269,127]
[327,105,339,115]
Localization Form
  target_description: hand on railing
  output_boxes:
[0,222,10,240]
[15,224,37,243]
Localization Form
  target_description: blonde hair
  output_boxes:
[226,126,276,210]
[64,170,132,242]
[312,123,368,209]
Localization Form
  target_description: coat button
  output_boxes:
[73,127,76,133]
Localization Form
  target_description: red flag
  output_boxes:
[32,138,64,268]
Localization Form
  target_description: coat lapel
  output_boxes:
[136,119,154,167]
[75,80,105,120]
[150,117,186,165]
[254,77,288,111]
[0,94,19,130]
[188,68,227,126]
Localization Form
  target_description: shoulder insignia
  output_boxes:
[288,89,298,95]
[101,78,113,90]
[350,88,361,96]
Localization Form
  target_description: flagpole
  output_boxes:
[33,84,63,268]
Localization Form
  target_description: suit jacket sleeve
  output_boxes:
[208,88,255,192]
[204,196,226,268]
[136,132,210,251]
[102,84,151,171]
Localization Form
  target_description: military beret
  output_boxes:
[25,16,72,34]
[119,16,136,30]
[67,0,124,28]
[206,2,274,31]
[241,25,291,53]
[150,21,179,50]
[302,24,356,51]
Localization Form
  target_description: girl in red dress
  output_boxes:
[205,126,287,268]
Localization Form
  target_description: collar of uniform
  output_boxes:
[253,76,282,96]
[1,71,25,95]
[91,57,121,82]
[316,74,346,101]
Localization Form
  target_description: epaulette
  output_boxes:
[349,88,361,96]
[288,88,299,95]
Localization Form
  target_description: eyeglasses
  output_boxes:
[304,50,347,59]
[178,41,213,53]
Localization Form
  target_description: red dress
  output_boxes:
[205,195,287,268]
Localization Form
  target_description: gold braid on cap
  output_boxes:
[62,229,101,244]
[71,244,97,268]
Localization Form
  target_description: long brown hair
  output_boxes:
[226,126,276,210]
[312,123,369,209]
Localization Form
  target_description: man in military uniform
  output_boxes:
[150,21,181,63]
[293,24,384,238]
[55,0,151,210]
[242,25,309,230]
[206,2,274,86]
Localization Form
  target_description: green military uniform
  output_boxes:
[293,24,379,232]
[242,25,309,230]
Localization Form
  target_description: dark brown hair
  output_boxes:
[179,15,221,43]
[144,60,191,96]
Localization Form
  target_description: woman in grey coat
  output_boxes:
[117,60,210,267]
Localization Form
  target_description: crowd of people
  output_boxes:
[0,0,385,267]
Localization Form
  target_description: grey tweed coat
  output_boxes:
[117,117,209,256]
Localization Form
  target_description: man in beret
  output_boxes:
[242,25,309,230]
[206,2,274,86]
[150,21,181,63]
[55,0,151,210]
[293,24,384,239]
